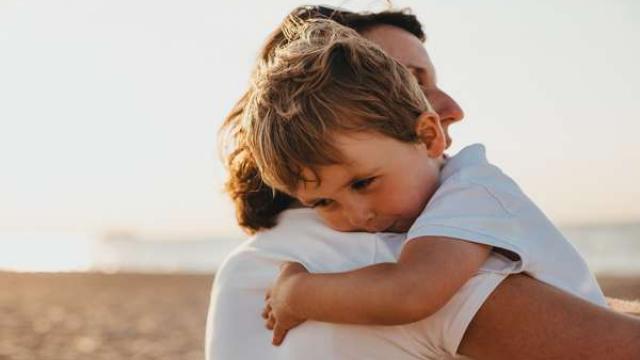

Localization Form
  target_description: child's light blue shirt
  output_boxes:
[408,144,607,306]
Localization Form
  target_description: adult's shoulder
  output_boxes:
[214,208,330,286]
[438,143,532,214]
[230,208,384,273]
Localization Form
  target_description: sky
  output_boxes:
[1,0,639,240]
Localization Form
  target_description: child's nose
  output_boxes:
[345,206,375,230]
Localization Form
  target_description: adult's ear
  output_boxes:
[415,111,446,158]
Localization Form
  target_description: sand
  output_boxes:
[0,272,212,360]
[0,272,638,360]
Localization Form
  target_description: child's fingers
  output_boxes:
[266,313,276,330]
[261,304,271,319]
[272,325,288,346]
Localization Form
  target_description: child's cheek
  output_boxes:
[318,209,353,232]
[388,184,429,221]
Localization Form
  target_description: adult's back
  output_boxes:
[206,209,513,359]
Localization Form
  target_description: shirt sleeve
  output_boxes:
[407,178,529,271]
[426,265,509,357]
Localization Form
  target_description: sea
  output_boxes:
[1,222,639,275]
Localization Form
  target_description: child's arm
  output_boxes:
[264,237,490,345]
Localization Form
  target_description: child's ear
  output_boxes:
[415,111,446,158]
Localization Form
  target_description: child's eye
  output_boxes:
[312,199,333,208]
[351,177,376,191]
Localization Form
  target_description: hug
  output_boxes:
[208,5,640,359]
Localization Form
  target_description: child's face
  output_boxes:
[294,130,443,233]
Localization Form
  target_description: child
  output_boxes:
[242,18,607,345]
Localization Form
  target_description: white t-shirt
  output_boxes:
[206,209,514,359]
[408,144,607,307]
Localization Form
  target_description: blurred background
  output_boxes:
[1,0,638,359]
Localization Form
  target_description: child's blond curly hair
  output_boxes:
[243,17,432,194]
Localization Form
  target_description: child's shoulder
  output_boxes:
[443,144,503,182]
[443,144,517,187]
[436,144,530,215]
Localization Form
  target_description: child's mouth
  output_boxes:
[379,220,399,233]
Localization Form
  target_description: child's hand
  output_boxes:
[262,261,309,345]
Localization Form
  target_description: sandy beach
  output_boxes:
[0,272,212,360]
[1,272,638,360]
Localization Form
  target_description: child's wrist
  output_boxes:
[285,272,312,317]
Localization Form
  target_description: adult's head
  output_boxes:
[221,5,463,233]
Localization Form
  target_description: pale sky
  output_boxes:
[1,0,639,239]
